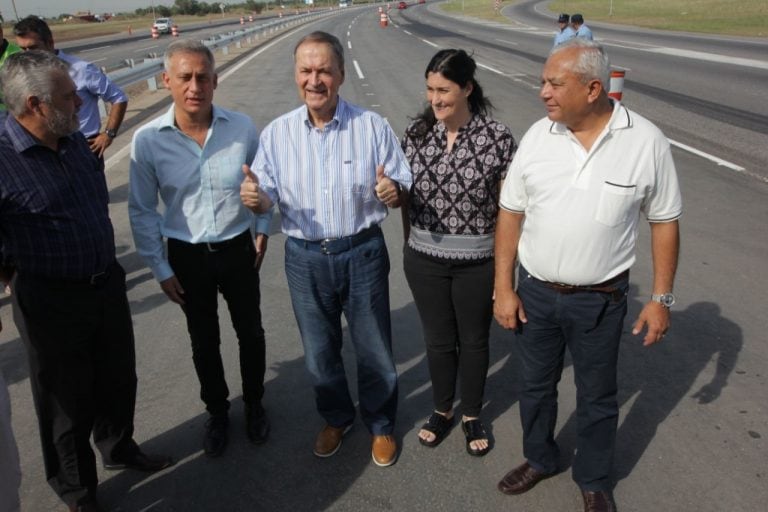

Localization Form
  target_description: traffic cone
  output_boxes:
[608,70,626,101]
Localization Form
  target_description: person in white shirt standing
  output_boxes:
[494,39,681,512]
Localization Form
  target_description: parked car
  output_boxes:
[153,17,173,34]
[398,1,408,9]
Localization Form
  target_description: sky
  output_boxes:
[1,1,176,19]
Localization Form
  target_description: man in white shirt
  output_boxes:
[493,39,681,512]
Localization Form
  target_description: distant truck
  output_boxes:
[339,1,351,7]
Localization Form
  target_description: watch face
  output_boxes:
[106,129,117,138]
[661,293,676,307]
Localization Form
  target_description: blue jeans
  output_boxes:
[516,266,628,491]
[284,232,397,435]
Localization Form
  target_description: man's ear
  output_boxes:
[27,95,41,114]
[587,79,604,103]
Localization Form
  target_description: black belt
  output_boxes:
[171,230,250,253]
[292,225,382,255]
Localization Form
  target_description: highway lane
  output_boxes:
[2,6,767,512]
[396,2,768,179]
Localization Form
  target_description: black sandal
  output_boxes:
[462,419,491,457]
[418,412,454,447]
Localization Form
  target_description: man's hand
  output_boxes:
[89,133,113,158]
[632,301,670,346]
[240,165,266,212]
[254,233,268,272]
[160,275,185,305]
[493,288,527,331]
[374,165,402,208]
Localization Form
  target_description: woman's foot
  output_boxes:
[462,416,490,456]
[418,410,454,446]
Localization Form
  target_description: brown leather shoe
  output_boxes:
[497,461,554,495]
[313,424,352,458]
[371,434,397,467]
[582,490,617,512]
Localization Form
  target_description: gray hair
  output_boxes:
[164,39,215,73]
[550,38,610,88]
[0,50,70,117]
[294,31,345,74]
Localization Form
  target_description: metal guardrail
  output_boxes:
[108,10,334,91]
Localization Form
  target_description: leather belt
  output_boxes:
[537,269,629,296]
[293,225,382,255]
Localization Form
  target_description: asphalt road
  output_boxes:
[1,3,767,511]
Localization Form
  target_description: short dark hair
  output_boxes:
[558,13,570,23]
[294,31,344,74]
[13,16,54,46]
[571,14,584,24]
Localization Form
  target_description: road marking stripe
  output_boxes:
[81,45,112,53]
[494,38,518,45]
[353,60,365,79]
[421,39,439,48]
[403,30,412,35]
[477,63,504,75]
[668,139,747,173]
[348,40,352,49]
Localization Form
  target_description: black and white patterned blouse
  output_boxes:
[402,114,516,260]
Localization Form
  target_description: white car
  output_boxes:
[153,17,173,34]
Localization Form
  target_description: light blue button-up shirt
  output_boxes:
[553,26,576,47]
[129,105,271,282]
[56,50,128,137]
[252,97,412,241]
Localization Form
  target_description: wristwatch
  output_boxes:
[105,128,118,138]
[651,292,676,307]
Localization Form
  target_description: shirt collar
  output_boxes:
[549,100,632,135]
[159,104,229,131]
[4,114,76,153]
[302,96,344,130]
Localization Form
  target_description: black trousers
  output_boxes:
[403,245,494,417]
[11,262,139,507]
[168,231,266,417]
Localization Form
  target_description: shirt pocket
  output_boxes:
[595,181,637,227]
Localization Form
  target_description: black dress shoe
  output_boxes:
[103,450,174,472]
[246,404,270,445]
[582,490,617,512]
[204,413,229,457]
[497,461,555,495]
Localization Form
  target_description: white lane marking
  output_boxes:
[403,30,412,35]
[353,60,365,80]
[668,139,746,173]
[477,62,504,75]
[494,38,518,45]
[90,58,106,63]
[348,40,352,49]
[458,30,470,35]
[81,45,112,53]
[421,39,439,48]
[650,47,768,70]
[347,31,350,36]
[136,45,158,52]
[105,143,131,170]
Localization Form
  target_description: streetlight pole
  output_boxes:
[10,0,20,21]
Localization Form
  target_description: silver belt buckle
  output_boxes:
[320,238,333,255]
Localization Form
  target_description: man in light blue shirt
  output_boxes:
[13,16,128,158]
[129,40,272,458]
[240,31,412,468]
[571,14,594,41]
[553,13,576,47]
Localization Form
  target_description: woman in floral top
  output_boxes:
[401,49,516,456]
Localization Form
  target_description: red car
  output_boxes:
[398,1,407,9]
